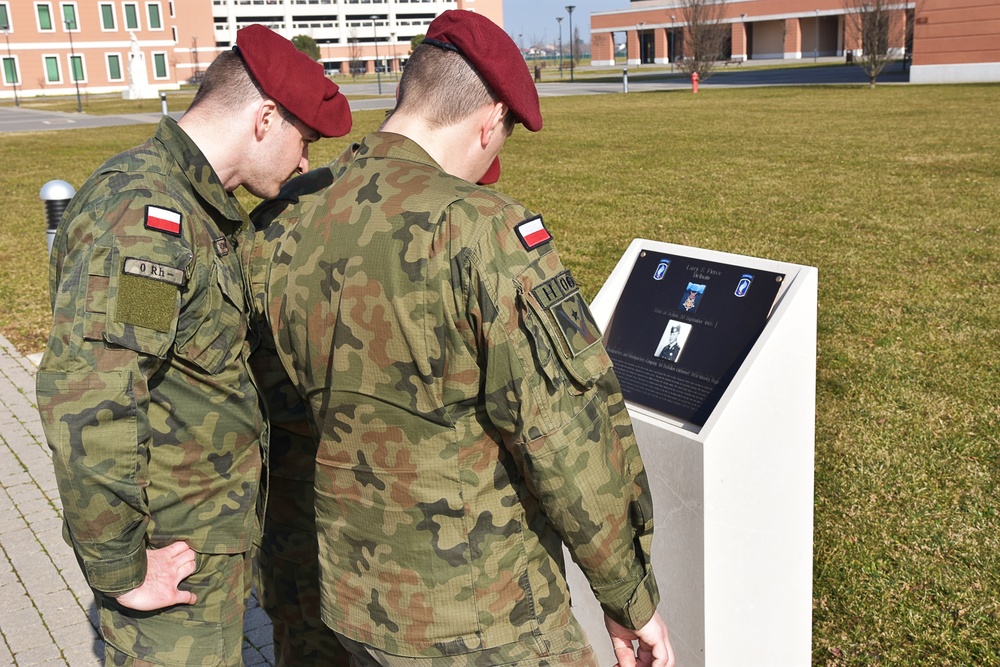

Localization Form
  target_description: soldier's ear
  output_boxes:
[254,99,280,140]
[480,102,507,149]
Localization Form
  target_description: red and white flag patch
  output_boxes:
[144,205,182,236]
[515,216,552,251]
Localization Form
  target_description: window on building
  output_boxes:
[69,54,84,82]
[153,52,167,78]
[100,3,116,30]
[2,56,19,85]
[61,4,77,30]
[147,3,161,30]
[107,53,122,80]
[44,55,61,82]
[124,3,139,30]
[0,4,10,31]
[37,3,54,31]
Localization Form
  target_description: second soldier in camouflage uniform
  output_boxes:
[250,154,356,666]
[35,25,350,666]
[264,10,675,667]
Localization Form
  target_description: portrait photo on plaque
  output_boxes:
[603,249,787,429]
[655,321,691,362]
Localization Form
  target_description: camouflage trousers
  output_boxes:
[256,474,352,666]
[101,551,251,667]
[332,617,598,667]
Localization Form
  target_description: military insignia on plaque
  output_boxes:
[735,274,753,298]
[654,259,670,280]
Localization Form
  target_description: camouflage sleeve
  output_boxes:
[35,185,192,596]
[249,203,314,484]
[464,203,660,631]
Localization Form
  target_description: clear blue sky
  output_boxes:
[501,0,630,49]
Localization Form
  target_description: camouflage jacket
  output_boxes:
[268,133,660,656]
[248,159,351,544]
[36,117,265,596]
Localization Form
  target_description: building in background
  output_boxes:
[0,0,502,101]
[909,0,1000,84]
[590,0,999,84]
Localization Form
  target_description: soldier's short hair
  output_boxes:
[188,50,270,117]
[393,44,514,133]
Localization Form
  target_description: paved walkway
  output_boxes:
[0,334,275,666]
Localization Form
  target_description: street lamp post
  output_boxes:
[390,32,396,81]
[370,15,382,95]
[670,15,675,73]
[65,20,82,112]
[814,9,819,62]
[565,5,575,82]
[556,17,562,78]
[192,35,201,81]
[2,27,18,107]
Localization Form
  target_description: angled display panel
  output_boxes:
[602,250,787,429]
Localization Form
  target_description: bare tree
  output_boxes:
[675,0,730,81]
[844,0,909,88]
[348,27,363,78]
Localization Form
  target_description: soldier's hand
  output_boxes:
[115,542,199,611]
[605,611,674,667]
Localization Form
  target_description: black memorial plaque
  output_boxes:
[603,250,785,427]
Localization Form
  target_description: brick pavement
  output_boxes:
[0,333,274,667]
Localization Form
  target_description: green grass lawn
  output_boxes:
[1,83,998,665]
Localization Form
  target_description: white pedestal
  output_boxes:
[565,240,816,667]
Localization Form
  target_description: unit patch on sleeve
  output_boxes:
[515,216,552,251]
[144,205,182,236]
[532,270,601,357]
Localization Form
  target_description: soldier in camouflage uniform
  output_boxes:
[249,155,356,667]
[35,24,351,667]
[263,10,675,667]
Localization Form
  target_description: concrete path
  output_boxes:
[0,334,275,666]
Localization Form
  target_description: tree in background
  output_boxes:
[675,0,730,81]
[411,34,425,53]
[291,35,321,61]
[844,0,910,88]
[348,28,363,78]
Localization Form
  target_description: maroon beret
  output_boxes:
[235,24,352,138]
[424,10,542,132]
[477,156,501,185]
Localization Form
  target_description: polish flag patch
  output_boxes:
[515,216,552,251]
[144,205,182,236]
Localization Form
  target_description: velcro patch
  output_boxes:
[144,205,182,236]
[116,274,176,333]
[515,216,552,251]
[123,258,186,286]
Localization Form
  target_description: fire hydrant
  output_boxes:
[691,71,699,94]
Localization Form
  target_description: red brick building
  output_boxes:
[589,0,1000,84]
[909,0,1000,83]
